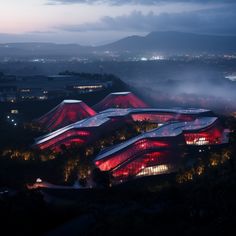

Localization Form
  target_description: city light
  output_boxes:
[36,178,43,183]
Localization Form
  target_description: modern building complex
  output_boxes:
[33,92,229,182]
[35,105,219,151]
[94,117,228,182]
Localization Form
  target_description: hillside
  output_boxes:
[1,32,236,59]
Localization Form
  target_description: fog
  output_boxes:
[129,66,236,114]
[0,59,235,114]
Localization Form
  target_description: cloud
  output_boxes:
[57,5,236,35]
[48,0,236,5]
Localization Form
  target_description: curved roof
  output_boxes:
[110,92,131,95]
[100,108,212,116]
[35,99,97,131]
[34,108,215,149]
[93,92,149,111]
[95,117,218,161]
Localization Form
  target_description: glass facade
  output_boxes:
[36,100,96,131]
[94,117,228,182]
[93,92,149,111]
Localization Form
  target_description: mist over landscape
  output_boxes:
[1,30,236,113]
[1,1,236,235]
[1,51,235,113]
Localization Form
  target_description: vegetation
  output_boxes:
[0,111,235,235]
[0,110,160,188]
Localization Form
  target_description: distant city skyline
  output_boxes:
[0,0,236,45]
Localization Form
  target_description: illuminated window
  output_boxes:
[136,165,169,177]
[11,110,19,114]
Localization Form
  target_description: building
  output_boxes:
[0,74,114,102]
[34,107,216,152]
[31,92,229,184]
[66,81,112,93]
[94,117,229,182]
[35,100,97,131]
[93,92,149,111]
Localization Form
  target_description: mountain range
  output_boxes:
[0,31,236,59]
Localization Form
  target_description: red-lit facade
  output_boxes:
[112,150,178,181]
[184,124,224,145]
[94,117,229,182]
[36,100,96,131]
[32,93,230,183]
[37,130,91,152]
[95,139,171,172]
[95,136,183,182]
[93,92,149,111]
[32,92,229,183]
[131,113,195,123]
[34,107,213,152]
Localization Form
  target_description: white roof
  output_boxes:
[35,108,213,146]
[111,92,131,95]
[63,100,82,103]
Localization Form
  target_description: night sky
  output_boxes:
[0,0,236,45]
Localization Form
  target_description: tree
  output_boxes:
[92,168,110,188]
